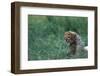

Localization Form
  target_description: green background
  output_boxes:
[28,15,88,60]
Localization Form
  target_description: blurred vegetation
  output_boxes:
[28,15,88,60]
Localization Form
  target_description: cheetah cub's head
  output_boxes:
[64,31,77,44]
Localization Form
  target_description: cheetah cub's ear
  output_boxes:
[69,31,77,35]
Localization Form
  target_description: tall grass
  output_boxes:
[28,15,88,60]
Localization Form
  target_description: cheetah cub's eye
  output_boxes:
[67,33,70,35]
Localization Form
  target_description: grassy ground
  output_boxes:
[28,15,88,60]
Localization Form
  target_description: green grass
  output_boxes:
[28,15,88,60]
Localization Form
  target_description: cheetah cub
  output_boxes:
[64,31,88,57]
